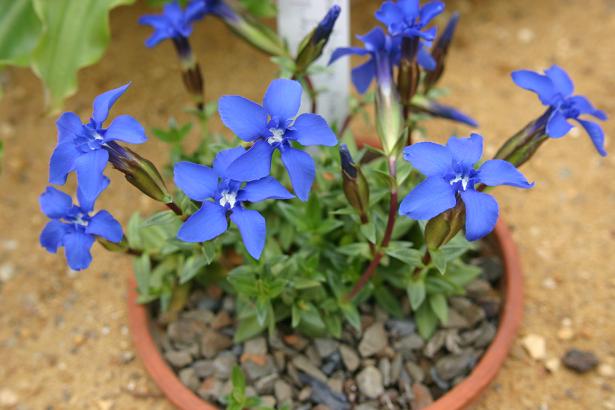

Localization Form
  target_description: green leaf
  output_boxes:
[234,313,266,343]
[152,120,192,144]
[178,255,209,284]
[360,221,377,244]
[406,278,426,310]
[430,249,447,274]
[340,303,361,332]
[239,0,277,17]
[374,286,403,318]
[0,0,43,66]
[126,213,143,249]
[415,302,438,339]
[338,243,371,259]
[231,366,246,392]
[31,0,136,111]
[429,293,448,323]
[133,254,151,296]
[323,313,342,338]
[385,242,422,266]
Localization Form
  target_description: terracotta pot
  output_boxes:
[127,220,523,410]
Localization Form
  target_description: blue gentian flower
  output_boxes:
[218,79,337,201]
[49,83,147,201]
[192,0,238,21]
[330,27,400,94]
[376,0,445,40]
[174,147,294,259]
[139,0,207,48]
[39,183,122,271]
[512,65,608,156]
[421,101,478,127]
[399,133,533,240]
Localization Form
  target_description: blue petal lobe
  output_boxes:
[375,2,404,28]
[420,1,445,24]
[417,47,436,71]
[329,47,370,65]
[63,232,95,271]
[569,96,607,120]
[545,65,574,96]
[40,220,69,253]
[218,96,267,141]
[49,142,81,185]
[238,176,294,203]
[86,210,123,243]
[577,119,607,157]
[263,79,302,121]
[289,113,337,147]
[546,110,573,138]
[56,112,83,144]
[225,140,274,182]
[351,59,377,94]
[92,83,131,126]
[177,202,228,243]
[460,190,499,241]
[477,159,534,188]
[230,207,266,260]
[280,147,315,202]
[174,161,218,201]
[78,176,109,213]
[403,142,453,176]
[213,147,247,178]
[511,70,558,105]
[447,133,483,168]
[398,176,456,220]
[40,186,73,219]
[75,149,109,201]
[104,115,147,144]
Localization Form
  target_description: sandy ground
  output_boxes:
[1,0,614,409]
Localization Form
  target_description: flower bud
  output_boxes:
[172,37,205,111]
[376,79,405,157]
[339,144,370,223]
[425,198,465,250]
[105,142,173,204]
[494,109,550,167]
[397,37,421,108]
[423,12,460,92]
[294,5,341,74]
[411,96,477,127]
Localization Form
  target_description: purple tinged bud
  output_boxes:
[295,6,341,74]
[424,12,460,91]
[314,5,341,45]
[339,144,370,224]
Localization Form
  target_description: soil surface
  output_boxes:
[1,0,614,409]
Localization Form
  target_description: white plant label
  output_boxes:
[277,0,350,127]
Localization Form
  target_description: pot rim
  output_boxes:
[127,220,523,410]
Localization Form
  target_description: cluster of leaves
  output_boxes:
[226,366,290,410]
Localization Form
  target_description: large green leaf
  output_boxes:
[0,0,42,66]
[30,0,135,111]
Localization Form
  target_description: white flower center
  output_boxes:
[267,128,285,145]
[219,190,237,209]
[450,174,470,191]
[94,132,104,141]
[74,214,88,227]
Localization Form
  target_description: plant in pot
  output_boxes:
[38,0,608,409]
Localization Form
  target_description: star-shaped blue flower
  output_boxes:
[139,0,208,47]
[218,79,337,201]
[376,0,445,40]
[512,65,608,156]
[400,133,534,241]
[175,147,294,259]
[39,182,123,271]
[49,83,147,202]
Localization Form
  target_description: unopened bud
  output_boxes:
[295,5,341,74]
[425,199,465,250]
[397,37,421,108]
[424,12,460,92]
[339,144,370,224]
[494,109,550,167]
[172,37,205,111]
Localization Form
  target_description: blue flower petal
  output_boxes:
[218,96,268,141]
[403,142,453,177]
[75,149,109,201]
[213,147,247,178]
[375,2,404,29]
[185,0,208,21]
[92,83,131,126]
[49,142,81,185]
[56,112,83,144]
[174,161,218,201]
[511,70,558,106]
[460,190,499,241]
[569,96,608,121]
[545,65,574,97]
[40,220,69,253]
[351,59,377,94]
[398,176,456,220]
[63,232,96,271]
[238,176,294,203]
[78,176,110,213]
[263,79,302,121]
[417,46,436,71]
[230,207,266,259]
[425,102,478,127]
[104,115,147,144]
[177,202,228,243]
[477,159,534,188]
[280,147,316,202]
[86,210,123,243]
[546,110,573,138]
[288,114,337,147]
[577,119,607,157]
[398,0,420,17]
[144,30,171,48]
[358,27,387,51]
[447,133,483,168]
[40,187,73,219]
[329,47,370,65]
[420,1,445,25]
[225,140,274,182]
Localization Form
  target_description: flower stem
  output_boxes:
[303,75,318,114]
[346,156,398,301]
[166,201,183,216]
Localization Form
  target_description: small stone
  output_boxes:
[394,334,424,353]
[357,366,384,399]
[562,349,599,373]
[442,309,469,329]
[0,389,18,407]
[423,330,447,358]
[340,345,360,372]
[390,354,403,384]
[434,350,477,381]
[359,323,388,357]
[476,256,503,283]
[274,380,293,404]
[200,329,233,359]
[192,360,215,378]
[260,396,276,407]
[255,373,278,395]
[445,330,462,354]
[164,350,193,368]
[299,373,351,410]
[542,277,557,289]
[474,322,497,348]
[306,345,321,365]
[545,358,560,373]
[273,350,286,371]
[292,355,327,383]
[315,338,339,359]
[599,364,615,378]
[242,355,276,382]
[521,334,546,360]
[97,399,115,410]
[198,377,223,400]
[451,299,485,327]
[410,383,433,409]
[322,351,343,376]
[244,337,268,356]
[558,327,574,341]
[168,319,203,345]
[298,386,312,401]
[379,358,391,386]
[283,334,309,351]
[355,403,379,410]
[211,311,233,329]
[404,361,424,384]
[182,309,215,324]
[465,279,492,299]
[0,264,15,282]
[386,319,416,338]
[213,352,236,379]
[328,375,344,394]
[179,367,200,391]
